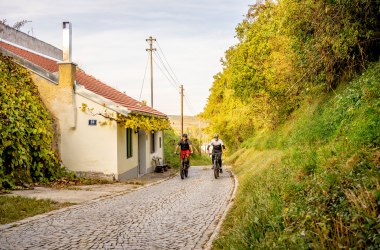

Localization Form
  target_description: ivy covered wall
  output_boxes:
[0,55,64,189]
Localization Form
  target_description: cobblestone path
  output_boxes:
[0,166,234,249]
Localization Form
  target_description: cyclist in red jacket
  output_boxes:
[174,133,193,167]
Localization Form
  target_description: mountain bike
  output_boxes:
[177,152,190,179]
[212,152,222,179]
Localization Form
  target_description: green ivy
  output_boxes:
[0,55,64,190]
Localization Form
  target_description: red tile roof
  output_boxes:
[0,41,166,117]
[0,41,59,72]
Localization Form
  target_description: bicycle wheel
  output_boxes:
[181,169,185,179]
[214,161,219,179]
[185,168,188,178]
[180,160,185,179]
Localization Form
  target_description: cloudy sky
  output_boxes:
[1,0,251,115]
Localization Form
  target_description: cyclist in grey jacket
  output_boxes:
[207,133,225,173]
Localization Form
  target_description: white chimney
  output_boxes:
[62,22,72,62]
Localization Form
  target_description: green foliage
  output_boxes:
[201,0,380,147]
[287,0,380,89]
[0,55,65,190]
[164,129,211,169]
[213,62,380,249]
[164,129,181,169]
[207,0,380,247]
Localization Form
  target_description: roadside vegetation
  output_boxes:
[214,63,380,248]
[199,0,380,248]
[164,129,210,169]
[0,196,72,225]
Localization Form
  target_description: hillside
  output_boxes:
[213,61,380,249]
[200,0,380,248]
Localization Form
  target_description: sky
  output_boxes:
[0,0,251,115]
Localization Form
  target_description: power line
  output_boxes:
[184,95,197,116]
[139,53,150,101]
[156,41,181,85]
[152,56,179,90]
[153,50,180,88]
[150,39,199,116]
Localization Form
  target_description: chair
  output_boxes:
[153,156,168,173]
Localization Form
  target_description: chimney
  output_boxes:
[62,21,72,62]
[58,21,76,129]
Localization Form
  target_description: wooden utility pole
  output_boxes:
[146,36,156,108]
[180,85,184,136]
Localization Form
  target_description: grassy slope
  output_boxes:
[213,62,380,249]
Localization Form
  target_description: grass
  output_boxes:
[213,61,380,249]
[0,196,72,225]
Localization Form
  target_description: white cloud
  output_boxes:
[0,0,251,115]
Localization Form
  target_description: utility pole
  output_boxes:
[198,120,201,154]
[180,85,184,136]
[146,36,156,108]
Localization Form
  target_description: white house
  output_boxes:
[0,22,169,180]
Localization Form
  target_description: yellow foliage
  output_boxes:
[80,103,170,132]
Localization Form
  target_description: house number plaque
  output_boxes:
[88,119,97,126]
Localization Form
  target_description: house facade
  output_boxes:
[0,22,168,180]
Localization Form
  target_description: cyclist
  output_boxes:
[207,133,225,173]
[174,133,193,168]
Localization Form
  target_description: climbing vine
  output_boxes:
[80,103,170,132]
[0,55,64,190]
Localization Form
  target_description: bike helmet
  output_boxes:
[214,133,219,138]
[182,133,188,138]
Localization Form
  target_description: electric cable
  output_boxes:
[152,56,179,90]
[153,50,180,88]
[156,41,181,85]
[138,52,150,101]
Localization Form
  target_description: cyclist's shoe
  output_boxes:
[219,168,223,173]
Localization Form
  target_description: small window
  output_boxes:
[151,132,155,153]
[126,128,132,158]
[159,137,162,148]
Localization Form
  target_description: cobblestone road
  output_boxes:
[0,166,234,249]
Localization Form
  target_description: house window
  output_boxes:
[151,132,155,153]
[126,128,132,158]
[159,137,162,148]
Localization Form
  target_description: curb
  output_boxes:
[0,173,177,231]
[203,167,239,250]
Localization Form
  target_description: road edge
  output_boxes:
[203,167,239,250]
[0,173,176,231]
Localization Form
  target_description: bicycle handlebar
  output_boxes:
[210,152,222,155]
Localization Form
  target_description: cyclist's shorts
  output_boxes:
[180,150,191,159]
